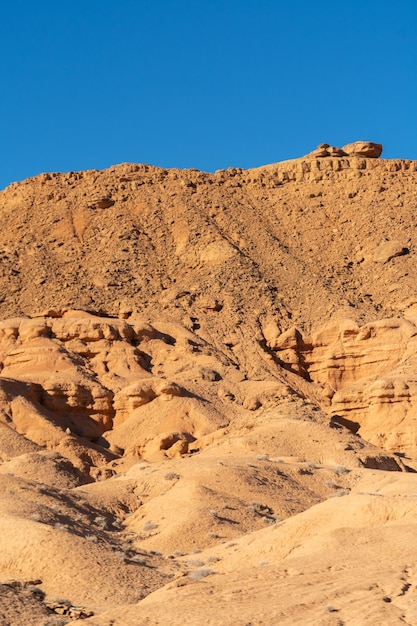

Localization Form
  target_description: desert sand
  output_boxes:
[1,143,417,624]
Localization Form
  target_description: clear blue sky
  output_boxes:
[1,0,416,189]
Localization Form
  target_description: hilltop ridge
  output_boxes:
[1,153,416,326]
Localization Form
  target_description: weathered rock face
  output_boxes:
[266,316,417,457]
[331,375,417,454]
[0,307,405,476]
[0,311,237,469]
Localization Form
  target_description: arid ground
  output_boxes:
[1,144,417,624]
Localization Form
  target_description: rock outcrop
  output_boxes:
[0,311,234,469]
[306,140,383,159]
[307,143,347,158]
[342,140,383,158]
[266,316,417,457]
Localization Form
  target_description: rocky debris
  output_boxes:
[1,578,43,590]
[0,580,51,625]
[46,599,94,619]
[1,584,94,620]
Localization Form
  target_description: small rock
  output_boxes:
[198,297,223,312]
[91,197,115,209]
[372,240,409,264]
[306,144,331,158]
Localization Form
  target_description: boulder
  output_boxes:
[341,141,383,158]
[307,143,331,158]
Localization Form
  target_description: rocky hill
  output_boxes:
[1,145,417,624]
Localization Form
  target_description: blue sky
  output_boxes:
[1,0,416,189]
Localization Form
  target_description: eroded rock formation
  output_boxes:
[265,315,417,456]
[306,140,383,159]
[1,153,417,623]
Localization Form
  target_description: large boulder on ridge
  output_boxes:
[342,141,383,158]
